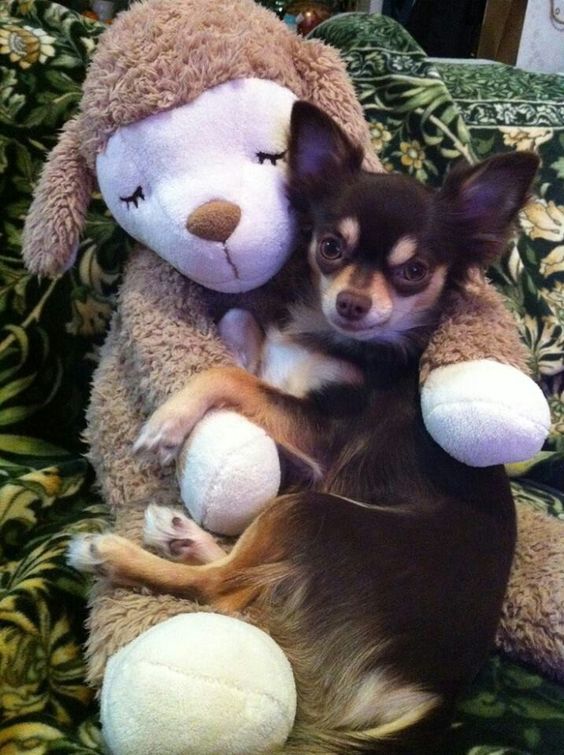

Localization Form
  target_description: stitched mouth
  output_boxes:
[223,244,240,281]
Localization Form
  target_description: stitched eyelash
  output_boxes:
[119,186,145,209]
[256,151,286,166]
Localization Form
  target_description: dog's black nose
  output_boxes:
[336,290,371,321]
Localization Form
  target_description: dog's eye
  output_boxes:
[396,260,429,282]
[319,236,343,261]
[256,151,286,166]
[120,186,145,209]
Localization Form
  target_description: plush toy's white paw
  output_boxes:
[178,409,281,536]
[421,359,551,467]
[143,504,225,563]
[100,613,297,755]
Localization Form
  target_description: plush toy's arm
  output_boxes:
[420,270,529,379]
[119,248,232,411]
[117,249,281,536]
[84,249,284,681]
[420,271,550,467]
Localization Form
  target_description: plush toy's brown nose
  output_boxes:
[186,200,241,242]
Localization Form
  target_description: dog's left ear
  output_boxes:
[287,100,363,206]
[438,151,539,265]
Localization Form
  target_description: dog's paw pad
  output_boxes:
[143,504,219,562]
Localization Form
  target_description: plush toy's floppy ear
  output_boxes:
[437,151,539,266]
[292,37,382,174]
[22,117,94,277]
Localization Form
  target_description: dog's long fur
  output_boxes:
[70,104,539,753]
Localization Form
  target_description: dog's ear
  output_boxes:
[437,151,539,266]
[287,100,363,205]
[22,117,94,277]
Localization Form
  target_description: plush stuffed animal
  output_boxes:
[21,0,557,752]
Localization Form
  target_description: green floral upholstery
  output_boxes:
[0,3,562,753]
[312,14,564,457]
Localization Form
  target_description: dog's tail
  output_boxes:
[279,697,441,754]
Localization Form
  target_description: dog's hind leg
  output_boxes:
[68,495,298,612]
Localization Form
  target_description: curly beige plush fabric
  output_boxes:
[21,0,562,688]
[498,505,564,684]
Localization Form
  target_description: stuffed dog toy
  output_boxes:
[22,0,555,752]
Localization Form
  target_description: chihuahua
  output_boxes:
[69,102,539,753]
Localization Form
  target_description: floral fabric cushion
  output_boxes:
[0,3,562,753]
[312,13,564,457]
[435,60,564,456]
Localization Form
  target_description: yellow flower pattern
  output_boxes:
[67,294,113,337]
[539,246,564,278]
[399,139,426,171]
[369,121,392,153]
[0,24,55,69]
[521,199,564,243]
[500,127,553,152]
[16,0,36,15]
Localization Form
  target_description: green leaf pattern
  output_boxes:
[0,4,561,753]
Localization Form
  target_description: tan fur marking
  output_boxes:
[338,216,360,248]
[388,235,418,266]
[389,265,447,330]
[307,235,318,271]
[339,670,438,729]
[349,264,376,289]
[368,271,393,319]
[320,264,354,304]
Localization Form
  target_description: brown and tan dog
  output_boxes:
[69,103,538,753]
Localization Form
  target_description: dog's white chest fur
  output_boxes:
[261,327,360,398]
[218,308,362,398]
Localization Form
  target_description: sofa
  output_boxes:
[0,2,562,752]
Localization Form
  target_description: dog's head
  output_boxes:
[287,102,538,348]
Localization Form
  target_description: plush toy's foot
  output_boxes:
[101,613,297,755]
[421,359,551,467]
[143,504,226,563]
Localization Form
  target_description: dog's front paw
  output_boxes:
[143,504,225,564]
[133,403,200,465]
[67,533,140,583]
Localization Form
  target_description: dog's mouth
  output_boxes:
[325,306,394,342]
[327,317,385,342]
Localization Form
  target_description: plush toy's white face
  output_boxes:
[96,79,298,293]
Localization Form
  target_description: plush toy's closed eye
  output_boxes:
[256,151,286,166]
[119,186,145,209]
